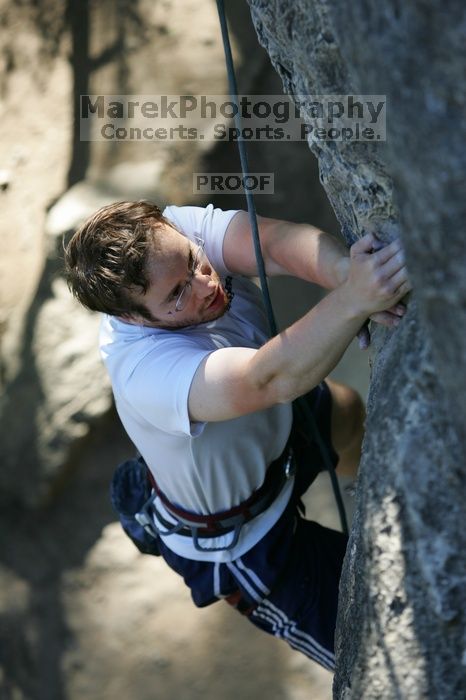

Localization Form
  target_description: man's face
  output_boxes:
[125,225,229,329]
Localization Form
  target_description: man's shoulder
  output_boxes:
[100,314,208,349]
[99,315,155,376]
[99,313,150,346]
[100,316,216,423]
[99,315,213,371]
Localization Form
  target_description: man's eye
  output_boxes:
[188,249,195,273]
[170,286,181,301]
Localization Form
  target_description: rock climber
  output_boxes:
[64,201,409,669]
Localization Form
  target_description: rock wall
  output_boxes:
[247,1,466,698]
[0,258,112,508]
[0,0,267,509]
[0,154,183,509]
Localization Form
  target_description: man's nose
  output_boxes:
[191,271,215,298]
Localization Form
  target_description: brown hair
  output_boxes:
[64,200,170,321]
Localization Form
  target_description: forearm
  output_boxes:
[223,212,349,288]
[265,220,350,289]
[189,286,366,423]
[248,285,366,404]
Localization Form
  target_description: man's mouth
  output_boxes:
[206,285,224,312]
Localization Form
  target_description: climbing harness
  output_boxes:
[110,382,340,553]
[111,446,294,554]
[215,0,349,535]
[139,444,294,553]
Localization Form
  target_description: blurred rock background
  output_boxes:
[0,1,368,698]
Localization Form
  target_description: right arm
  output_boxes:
[188,234,410,422]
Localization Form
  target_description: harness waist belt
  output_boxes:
[137,445,295,552]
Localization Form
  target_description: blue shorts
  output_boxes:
[153,382,347,670]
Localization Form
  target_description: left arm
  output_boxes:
[222,211,407,339]
[223,211,349,289]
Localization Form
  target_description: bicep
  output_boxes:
[222,212,289,277]
[188,346,279,422]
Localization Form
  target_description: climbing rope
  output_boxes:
[215,0,349,535]
[216,0,277,336]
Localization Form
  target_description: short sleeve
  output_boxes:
[162,203,239,275]
[122,335,213,436]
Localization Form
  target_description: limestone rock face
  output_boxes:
[248,1,466,697]
[0,163,167,508]
[0,210,112,508]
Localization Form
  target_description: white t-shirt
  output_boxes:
[100,204,294,562]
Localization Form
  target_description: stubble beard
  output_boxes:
[143,283,229,330]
